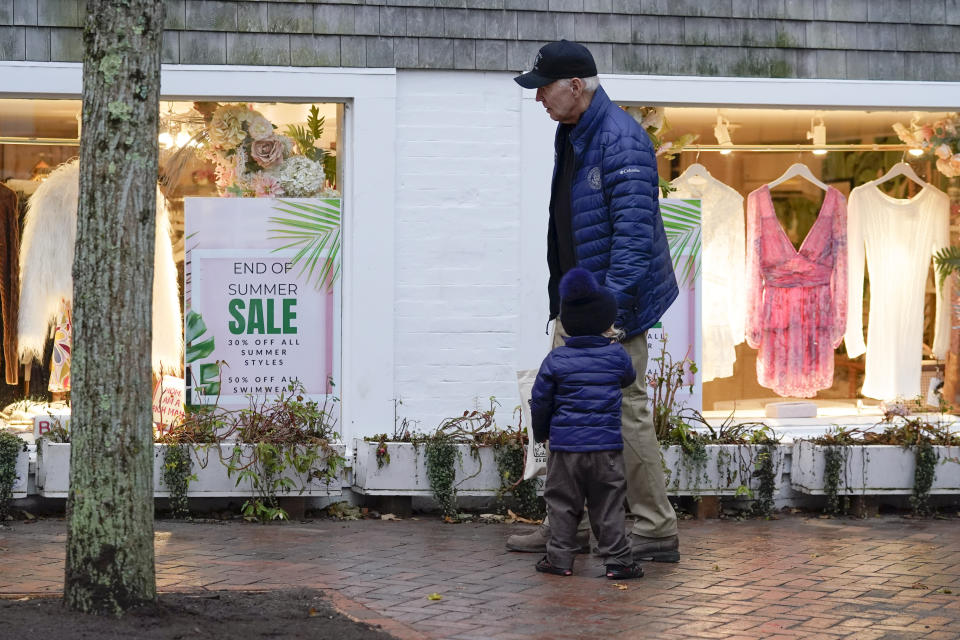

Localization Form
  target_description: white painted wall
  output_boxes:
[391,70,554,434]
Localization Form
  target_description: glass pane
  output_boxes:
[158,101,341,200]
[0,97,343,410]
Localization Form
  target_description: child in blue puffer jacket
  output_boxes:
[530,267,643,580]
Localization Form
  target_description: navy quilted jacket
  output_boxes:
[530,335,636,452]
[548,86,678,339]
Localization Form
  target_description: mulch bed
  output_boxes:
[0,589,397,639]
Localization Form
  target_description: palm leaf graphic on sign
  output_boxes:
[185,310,220,400]
[269,199,342,291]
[934,245,960,288]
[660,199,701,289]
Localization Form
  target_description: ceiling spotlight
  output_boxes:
[808,116,827,155]
[158,131,173,149]
[175,129,192,148]
[908,147,924,157]
[714,115,733,155]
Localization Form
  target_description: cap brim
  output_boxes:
[514,70,555,89]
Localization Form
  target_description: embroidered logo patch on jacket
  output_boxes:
[587,166,601,190]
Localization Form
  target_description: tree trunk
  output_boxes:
[64,0,165,616]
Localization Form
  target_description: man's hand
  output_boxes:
[604,326,627,342]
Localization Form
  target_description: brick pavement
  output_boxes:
[1,515,959,639]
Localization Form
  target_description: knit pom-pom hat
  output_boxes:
[559,267,617,336]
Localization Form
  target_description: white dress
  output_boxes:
[671,168,746,382]
[844,182,951,401]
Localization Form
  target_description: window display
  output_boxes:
[845,177,951,401]
[18,159,183,388]
[670,165,745,383]
[190,102,334,199]
[0,98,342,429]
[633,106,959,417]
[745,183,847,398]
[0,182,18,385]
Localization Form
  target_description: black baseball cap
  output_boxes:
[514,40,598,89]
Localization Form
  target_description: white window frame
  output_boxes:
[600,74,960,109]
[0,61,397,445]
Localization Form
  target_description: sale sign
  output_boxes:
[152,375,186,434]
[651,198,702,411]
[33,410,71,439]
[184,198,340,408]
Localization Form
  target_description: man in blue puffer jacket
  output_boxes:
[510,40,681,563]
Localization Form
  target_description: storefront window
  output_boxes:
[0,98,343,413]
[620,105,957,419]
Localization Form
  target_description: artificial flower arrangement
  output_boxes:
[624,106,698,194]
[194,102,335,198]
[893,113,960,178]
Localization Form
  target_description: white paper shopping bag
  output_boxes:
[517,369,547,480]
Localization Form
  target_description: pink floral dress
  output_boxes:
[745,186,847,398]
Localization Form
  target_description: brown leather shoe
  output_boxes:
[629,533,680,563]
[506,524,590,553]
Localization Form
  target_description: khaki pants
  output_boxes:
[547,321,678,538]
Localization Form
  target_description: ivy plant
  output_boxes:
[0,430,25,521]
[493,440,544,520]
[809,417,959,517]
[160,444,195,519]
[424,439,459,521]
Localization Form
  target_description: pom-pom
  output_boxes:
[559,267,600,302]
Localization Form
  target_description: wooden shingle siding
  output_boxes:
[4,0,958,80]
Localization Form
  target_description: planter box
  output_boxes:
[661,444,787,497]
[36,441,70,498]
[353,439,526,496]
[154,444,249,497]
[154,443,345,498]
[10,443,29,499]
[791,441,960,495]
[33,410,71,439]
[354,439,775,498]
[37,441,344,498]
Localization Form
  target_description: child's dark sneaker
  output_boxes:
[605,562,643,579]
[536,556,573,576]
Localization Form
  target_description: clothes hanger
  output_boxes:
[869,158,927,190]
[681,162,710,186]
[676,147,709,186]
[767,162,828,192]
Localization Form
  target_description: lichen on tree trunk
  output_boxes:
[64,0,165,616]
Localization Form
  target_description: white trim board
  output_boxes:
[600,74,960,110]
[0,62,396,99]
[161,64,396,101]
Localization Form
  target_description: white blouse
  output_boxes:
[844,182,951,401]
[671,168,746,382]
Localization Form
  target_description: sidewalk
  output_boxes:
[1,514,958,639]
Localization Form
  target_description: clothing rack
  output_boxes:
[683,143,917,153]
[0,137,79,146]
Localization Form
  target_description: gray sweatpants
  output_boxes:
[544,449,632,570]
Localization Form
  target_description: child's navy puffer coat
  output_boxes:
[530,335,636,452]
